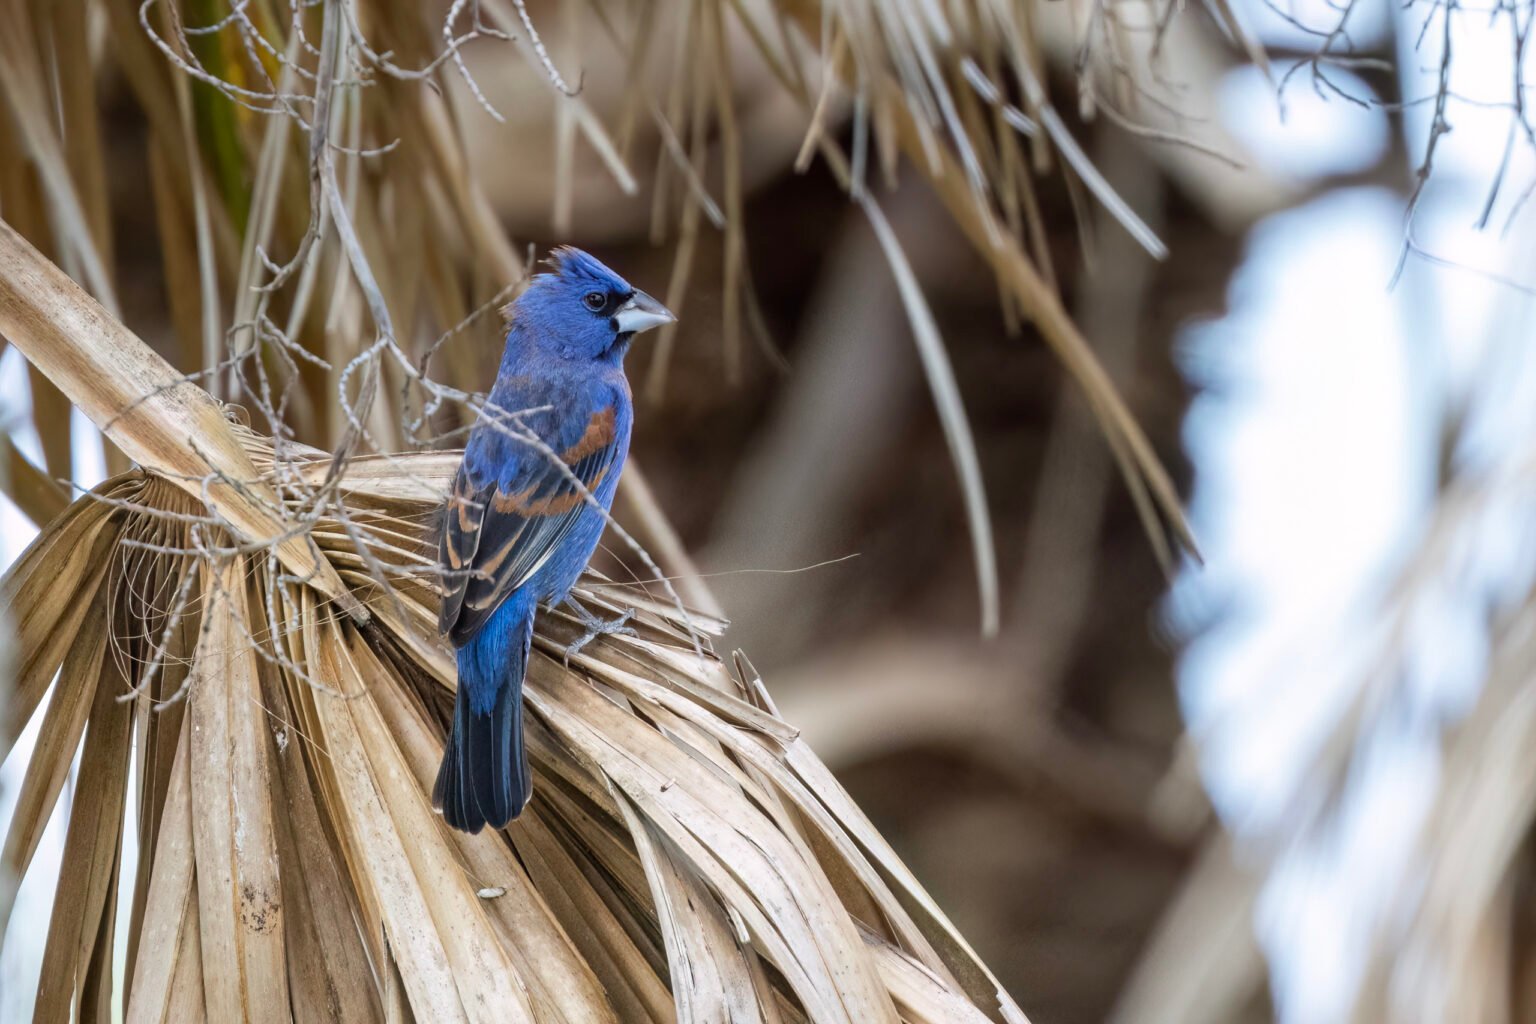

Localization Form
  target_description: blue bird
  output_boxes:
[435,246,674,833]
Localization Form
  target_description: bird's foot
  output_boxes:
[562,599,638,665]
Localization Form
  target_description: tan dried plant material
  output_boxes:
[0,216,1029,1022]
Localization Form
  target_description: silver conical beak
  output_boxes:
[613,290,675,336]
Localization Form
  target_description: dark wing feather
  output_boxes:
[439,407,620,644]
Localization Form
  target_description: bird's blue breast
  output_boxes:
[465,365,633,607]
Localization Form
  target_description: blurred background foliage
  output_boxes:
[1,0,1533,1021]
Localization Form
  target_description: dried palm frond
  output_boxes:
[0,0,1246,1017]
[0,215,1029,1021]
[581,0,1221,619]
[0,0,1220,641]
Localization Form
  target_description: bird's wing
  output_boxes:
[439,402,622,644]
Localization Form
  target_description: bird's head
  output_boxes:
[508,246,675,366]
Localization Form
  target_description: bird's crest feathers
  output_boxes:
[542,245,629,291]
[497,246,632,325]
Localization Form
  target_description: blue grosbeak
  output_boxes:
[436,247,674,833]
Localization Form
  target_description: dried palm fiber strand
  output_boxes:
[0,218,1030,1022]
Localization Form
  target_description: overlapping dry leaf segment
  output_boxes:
[0,0,1229,1010]
[0,253,1031,1024]
[2,447,1031,1024]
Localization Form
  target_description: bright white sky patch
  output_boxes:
[1172,187,1425,834]
[1175,2,1536,1018]
[0,352,106,1023]
[1220,65,1390,185]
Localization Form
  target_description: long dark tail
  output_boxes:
[434,611,534,833]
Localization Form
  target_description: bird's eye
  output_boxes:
[583,291,606,312]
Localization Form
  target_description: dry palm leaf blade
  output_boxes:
[0,187,1028,1024]
[3,455,1030,1024]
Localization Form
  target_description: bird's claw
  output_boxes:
[562,603,638,665]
